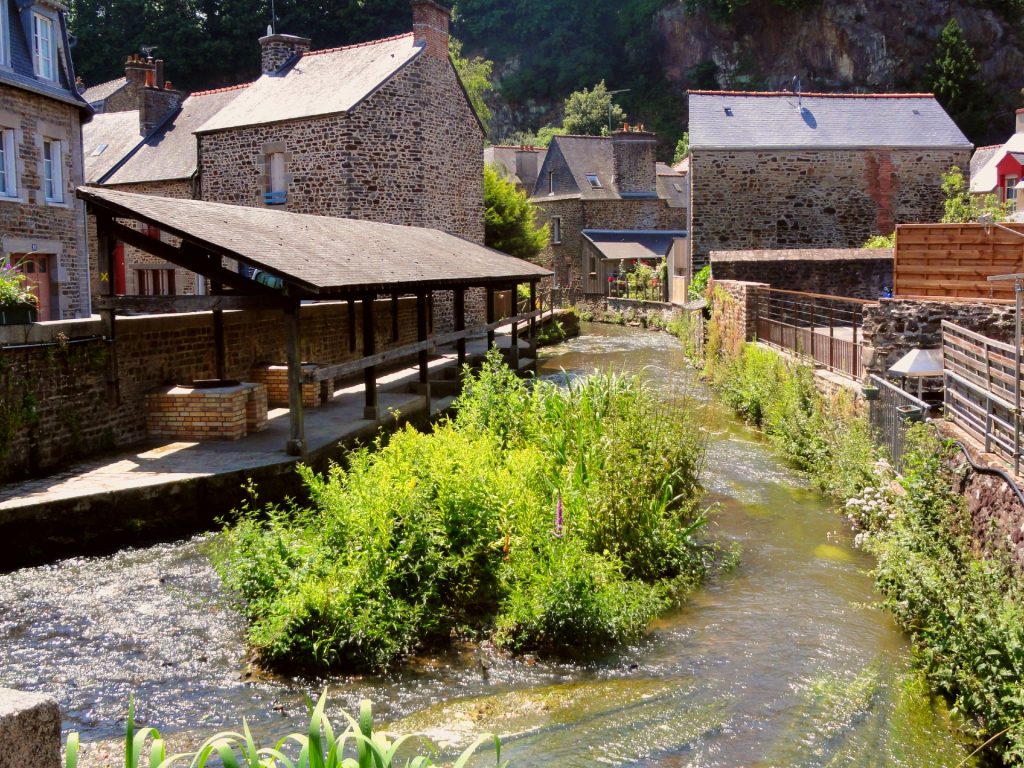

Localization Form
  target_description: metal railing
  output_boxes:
[942,320,1022,469]
[867,374,930,473]
[755,289,869,379]
[607,277,668,303]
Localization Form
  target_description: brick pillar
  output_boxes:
[259,34,311,74]
[411,0,451,60]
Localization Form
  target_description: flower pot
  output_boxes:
[0,303,38,325]
[896,404,924,423]
[861,385,880,401]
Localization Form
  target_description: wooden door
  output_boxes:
[13,253,50,320]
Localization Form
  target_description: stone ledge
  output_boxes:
[0,688,60,768]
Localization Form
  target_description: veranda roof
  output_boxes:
[77,187,551,296]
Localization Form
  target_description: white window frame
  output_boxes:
[551,216,561,244]
[32,13,55,82]
[42,139,62,203]
[269,152,286,193]
[548,171,554,195]
[585,173,602,189]
[1007,175,1019,202]
[0,2,9,68]
[0,128,16,197]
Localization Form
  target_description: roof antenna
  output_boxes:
[792,75,802,108]
[140,44,157,60]
[269,0,276,34]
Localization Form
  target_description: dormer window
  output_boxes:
[585,174,602,189]
[724,106,733,116]
[32,13,55,81]
[548,171,555,195]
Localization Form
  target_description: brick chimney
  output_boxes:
[411,0,450,60]
[1016,108,1024,135]
[259,34,311,75]
[611,129,658,197]
[124,54,154,88]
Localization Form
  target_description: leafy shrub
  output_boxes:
[215,350,711,671]
[688,265,711,301]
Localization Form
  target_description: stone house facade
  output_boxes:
[530,131,687,303]
[688,91,972,270]
[0,0,92,320]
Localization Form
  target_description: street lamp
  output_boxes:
[607,89,630,133]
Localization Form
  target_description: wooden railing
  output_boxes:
[942,320,1022,469]
[867,374,930,473]
[607,278,668,303]
[754,289,869,380]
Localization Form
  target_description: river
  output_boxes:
[0,323,974,766]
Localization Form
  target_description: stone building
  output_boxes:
[0,0,92,320]
[485,144,546,192]
[530,131,687,303]
[688,91,972,269]
[970,108,1024,215]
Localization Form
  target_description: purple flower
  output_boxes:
[554,493,564,538]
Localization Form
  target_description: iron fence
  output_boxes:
[867,374,930,473]
[755,289,869,380]
[607,277,668,303]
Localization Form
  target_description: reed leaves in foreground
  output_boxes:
[214,350,710,672]
[65,691,504,768]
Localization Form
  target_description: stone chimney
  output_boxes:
[411,0,450,60]
[259,34,311,75]
[515,148,541,192]
[124,54,154,88]
[611,129,658,197]
[1016,108,1024,135]
[140,82,184,135]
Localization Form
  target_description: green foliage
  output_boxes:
[214,350,711,671]
[688,265,711,301]
[562,80,626,136]
[929,19,989,143]
[502,125,568,148]
[672,133,689,165]
[941,165,1009,223]
[862,233,895,248]
[450,38,494,132]
[64,691,505,768]
[483,164,548,261]
[0,260,37,308]
[683,0,820,24]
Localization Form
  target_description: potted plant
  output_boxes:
[0,261,38,325]
[895,404,924,423]
[861,383,880,401]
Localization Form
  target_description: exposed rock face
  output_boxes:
[656,0,1024,139]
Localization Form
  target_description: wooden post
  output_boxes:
[284,299,305,456]
[455,287,466,371]
[95,213,120,403]
[391,292,400,341]
[486,285,496,349]
[529,281,538,356]
[417,291,430,404]
[363,295,378,420]
[347,299,356,352]
[509,283,520,369]
[211,276,226,381]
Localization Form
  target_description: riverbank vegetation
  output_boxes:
[692,299,1024,762]
[214,351,711,672]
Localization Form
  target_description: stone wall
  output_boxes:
[711,248,893,300]
[689,148,969,268]
[861,298,1015,376]
[0,688,60,768]
[198,54,484,245]
[0,83,90,319]
[0,298,420,481]
[711,278,770,347]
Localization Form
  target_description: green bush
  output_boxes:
[215,350,711,671]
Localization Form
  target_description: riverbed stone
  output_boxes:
[0,688,60,768]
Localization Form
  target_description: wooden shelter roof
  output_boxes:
[78,187,550,297]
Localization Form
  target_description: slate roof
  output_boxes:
[971,135,1024,194]
[84,110,143,183]
[534,135,618,200]
[656,162,687,209]
[78,187,551,295]
[196,33,421,134]
[83,76,127,106]
[710,247,893,263]
[971,144,1002,186]
[688,91,972,151]
[0,0,90,113]
[582,230,687,261]
[102,88,247,185]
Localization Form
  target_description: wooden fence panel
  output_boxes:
[895,223,1024,299]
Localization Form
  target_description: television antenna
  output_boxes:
[791,75,802,108]
[269,0,276,34]
[140,44,157,59]
[608,88,630,133]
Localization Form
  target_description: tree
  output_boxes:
[449,38,494,132]
[562,80,626,136]
[673,132,689,164]
[929,19,989,142]
[940,165,1008,223]
[483,164,548,261]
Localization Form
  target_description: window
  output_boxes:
[32,14,55,81]
[548,171,554,195]
[262,151,287,205]
[1007,176,1018,202]
[585,173,602,189]
[42,139,62,202]
[136,268,176,296]
[0,128,16,197]
[551,216,561,244]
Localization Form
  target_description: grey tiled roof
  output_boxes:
[689,91,972,150]
[0,0,90,112]
[83,110,143,183]
[533,135,617,200]
[83,77,127,105]
[710,247,893,263]
[583,230,687,261]
[78,187,551,294]
[103,88,246,184]
[196,33,421,134]
[971,145,1002,183]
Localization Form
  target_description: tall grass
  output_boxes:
[214,350,711,672]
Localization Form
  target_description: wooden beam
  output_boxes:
[529,281,538,355]
[391,292,400,342]
[312,339,434,382]
[417,291,429,391]
[486,286,496,349]
[362,296,378,419]
[95,213,121,403]
[454,288,466,370]
[348,299,357,352]
[284,299,305,456]
[93,295,288,313]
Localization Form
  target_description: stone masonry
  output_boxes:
[0,688,60,768]
[711,248,894,300]
[689,148,969,268]
[0,83,90,319]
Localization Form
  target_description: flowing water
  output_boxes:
[0,323,975,766]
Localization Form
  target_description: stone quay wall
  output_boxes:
[711,248,893,300]
[0,298,420,481]
[710,279,770,348]
[689,148,968,269]
[0,83,90,320]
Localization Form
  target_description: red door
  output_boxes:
[14,254,51,320]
